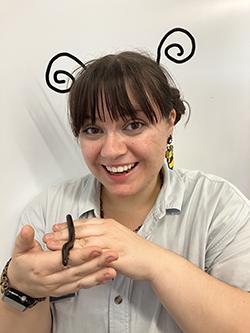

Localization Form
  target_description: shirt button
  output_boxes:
[114,295,123,304]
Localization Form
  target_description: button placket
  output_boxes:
[109,276,130,333]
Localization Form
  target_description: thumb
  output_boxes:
[13,225,41,256]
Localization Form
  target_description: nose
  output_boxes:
[100,133,127,160]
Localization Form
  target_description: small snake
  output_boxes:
[62,214,75,266]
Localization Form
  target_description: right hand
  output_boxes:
[7,225,118,298]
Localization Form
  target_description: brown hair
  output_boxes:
[68,51,187,137]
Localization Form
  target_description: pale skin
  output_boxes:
[44,218,250,333]
[0,224,118,333]
[1,106,250,333]
[43,106,250,333]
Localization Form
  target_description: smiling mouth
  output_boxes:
[102,162,138,175]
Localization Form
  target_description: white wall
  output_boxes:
[1,0,249,269]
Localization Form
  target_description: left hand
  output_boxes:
[43,218,163,281]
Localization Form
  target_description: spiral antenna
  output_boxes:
[157,28,196,64]
[45,52,85,93]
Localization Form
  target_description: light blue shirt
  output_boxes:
[19,163,250,333]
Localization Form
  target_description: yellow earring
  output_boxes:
[165,135,174,169]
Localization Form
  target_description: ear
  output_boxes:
[168,109,176,126]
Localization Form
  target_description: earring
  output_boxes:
[165,135,174,169]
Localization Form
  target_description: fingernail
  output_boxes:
[48,240,58,247]
[105,256,117,263]
[44,233,54,240]
[90,251,101,259]
[53,224,61,231]
[104,273,111,278]
[98,275,110,284]
[101,273,112,283]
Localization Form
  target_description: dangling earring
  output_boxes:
[165,135,174,169]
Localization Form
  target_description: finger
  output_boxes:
[42,246,105,273]
[50,251,118,284]
[45,238,87,251]
[67,248,119,267]
[13,225,41,256]
[45,251,118,293]
[46,247,118,270]
[50,267,117,296]
[45,233,112,253]
[52,218,105,232]
[46,235,111,254]
[44,223,105,243]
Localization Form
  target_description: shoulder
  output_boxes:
[176,168,233,187]
[174,168,249,206]
[20,173,95,223]
[30,174,91,204]
[170,168,249,234]
[173,169,250,244]
[48,173,94,194]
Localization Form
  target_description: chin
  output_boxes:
[105,184,141,197]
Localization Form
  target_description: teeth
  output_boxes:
[105,163,135,173]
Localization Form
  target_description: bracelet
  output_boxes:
[0,258,11,294]
[1,258,46,311]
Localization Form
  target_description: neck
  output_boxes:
[100,171,163,229]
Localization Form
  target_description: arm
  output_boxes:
[150,247,250,333]
[45,218,250,333]
[0,297,51,333]
[0,226,51,333]
[0,224,118,333]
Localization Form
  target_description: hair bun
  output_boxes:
[170,87,186,124]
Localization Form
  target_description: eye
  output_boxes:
[81,126,102,136]
[124,121,144,131]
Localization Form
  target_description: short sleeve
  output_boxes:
[205,182,250,291]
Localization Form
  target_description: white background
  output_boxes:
[0,0,249,269]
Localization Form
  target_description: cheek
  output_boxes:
[129,141,164,170]
[138,135,166,157]
[80,142,99,164]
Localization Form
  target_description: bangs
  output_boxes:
[95,78,159,124]
[69,56,159,136]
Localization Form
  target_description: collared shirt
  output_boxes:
[19,163,250,333]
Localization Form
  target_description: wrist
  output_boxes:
[1,258,46,312]
[146,243,170,283]
[148,245,180,287]
[5,258,25,291]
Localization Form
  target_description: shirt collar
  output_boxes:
[155,162,185,217]
[78,161,185,219]
[78,174,101,218]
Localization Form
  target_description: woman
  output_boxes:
[1,51,250,333]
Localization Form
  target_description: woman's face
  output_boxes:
[79,103,176,198]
